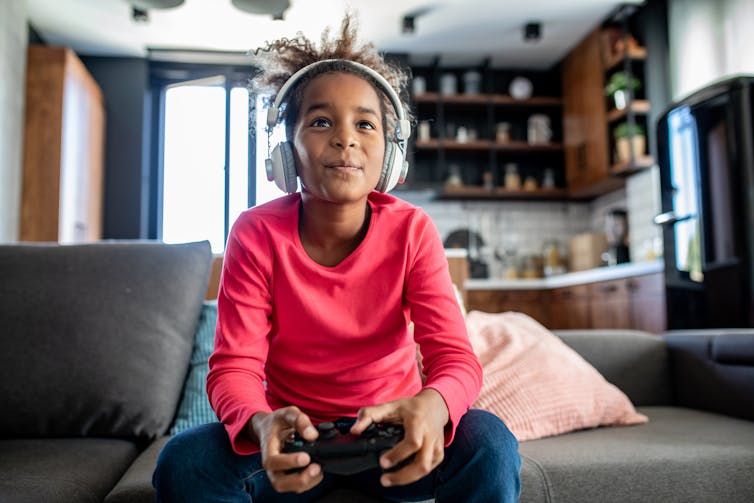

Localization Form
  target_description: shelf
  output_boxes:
[604,46,647,72]
[413,92,562,107]
[415,139,563,152]
[438,186,568,200]
[610,155,655,176]
[607,100,651,123]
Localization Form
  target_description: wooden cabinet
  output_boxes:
[466,289,549,326]
[21,45,105,242]
[406,65,565,200]
[627,273,666,333]
[549,284,591,329]
[467,272,666,333]
[589,278,632,329]
[561,28,623,199]
[588,273,665,333]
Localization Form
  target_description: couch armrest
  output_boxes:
[662,329,754,421]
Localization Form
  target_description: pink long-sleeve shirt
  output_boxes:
[207,191,482,455]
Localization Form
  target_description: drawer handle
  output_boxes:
[599,284,619,293]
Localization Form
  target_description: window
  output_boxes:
[152,64,286,254]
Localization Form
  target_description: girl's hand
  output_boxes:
[249,406,323,493]
[350,389,449,487]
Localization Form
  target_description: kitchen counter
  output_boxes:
[464,259,664,290]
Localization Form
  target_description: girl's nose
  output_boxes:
[331,126,357,149]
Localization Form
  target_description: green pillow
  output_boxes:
[170,301,219,434]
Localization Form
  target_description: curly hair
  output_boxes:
[250,12,413,142]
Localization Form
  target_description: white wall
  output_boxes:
[669,0,754,100]
[0,0,28,243]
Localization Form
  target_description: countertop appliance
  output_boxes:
[655,75,754,328]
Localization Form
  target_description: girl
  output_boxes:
[154,14,520,503]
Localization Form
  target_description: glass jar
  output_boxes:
[496,122,511,143]
[542,168,556,189]
[504,163,521,190]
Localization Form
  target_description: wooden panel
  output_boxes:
[466,289,549,326]
[21,47,67,241]
[447,255,469,307]
[20,46,105,243]
[589,278,631,329]
[59,49,105,242]
[205,255,224,300]
[466,290,503,313]
[549,284,591,329]
[628,273,666,333]
[562,28,610,194]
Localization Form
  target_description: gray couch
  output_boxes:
[1,242,753,502]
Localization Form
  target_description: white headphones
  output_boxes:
[264,59,411,194]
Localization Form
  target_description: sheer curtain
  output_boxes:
[669,0,754,100]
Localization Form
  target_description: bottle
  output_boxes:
[482,171,494,190]
[445,164,463,188]
[504,163,521,190]
[496,122,511,143]
[542,168,556,189]
[523,176,538,191]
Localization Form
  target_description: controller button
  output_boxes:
[318,422,335,432]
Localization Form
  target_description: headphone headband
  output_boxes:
[265,59,411,141]
[264,59,411,194]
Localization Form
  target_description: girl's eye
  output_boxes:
[357,120,376,130]
[311,118,330,127]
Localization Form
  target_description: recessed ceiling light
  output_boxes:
[127,0,185,9]
[231,0,290,18]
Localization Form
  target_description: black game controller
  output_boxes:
[282,419,407,476]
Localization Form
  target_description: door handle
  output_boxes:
[653,211,694,226]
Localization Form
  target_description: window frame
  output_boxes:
[147,61,258,247]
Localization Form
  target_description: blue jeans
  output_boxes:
[153,409,520,503]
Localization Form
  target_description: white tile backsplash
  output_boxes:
[626,165,663,261]
[398,168,663,276]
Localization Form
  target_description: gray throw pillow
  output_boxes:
[0,240,212,440]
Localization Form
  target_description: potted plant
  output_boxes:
[613,121,646,163]
[605,71,641,110]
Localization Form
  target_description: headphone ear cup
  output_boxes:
[375,141,395,193]
[376,141,406,193]
[270,142,298,193]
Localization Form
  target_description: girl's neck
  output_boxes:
[298,195,372,267]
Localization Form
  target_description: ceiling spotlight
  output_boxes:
[131,6,149,22]
[400,5,437,36]
[402,15,416,34]
[128,0,184,9]
[232,0,290,19]
[524,21,542,42]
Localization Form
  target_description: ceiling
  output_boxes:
[27,0,643,69]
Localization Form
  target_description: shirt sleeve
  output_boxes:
[404,212,483,445]
[206,215,273,455]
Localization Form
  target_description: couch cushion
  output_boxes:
[518,406,754,503]
[170,300,220,435]
[0,438,140,503]
[105,437,169,503]
[0,241,212,440]
[105,437,413,503]
[467,312,647,441]
[555,329,672,406]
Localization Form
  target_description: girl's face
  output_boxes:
[292,72,386,204]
